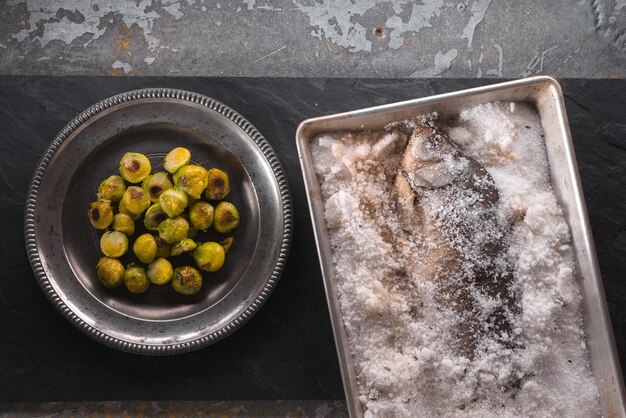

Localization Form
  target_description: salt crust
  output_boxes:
[311,102,600,417]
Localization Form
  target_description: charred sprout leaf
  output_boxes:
[154,235,171,258]
[96,257,125,288]
[187,225,199,239]
[158,217,189,244]
[173,165,208,199]
[164,147,191,174]
[142,172,173,203]
[205,168,230,200]
[172,266,203,295]
[100,231,129,257]
[112,213,135,236]
[193,242,225,272]
[122,186,150,215]
[144,203,168,231]
[88,201,113,229]
[147,257,173,285]
[98,175,127,202]
[124,265,150,294]
[171,238,198,256]
[219,237,234,254]
[119,152,151,183]
[214,202,240,233]
[133,233,157,264]
[159,188,188,218]
[189,201,214,231]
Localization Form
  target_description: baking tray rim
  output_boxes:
[296,75,626,418]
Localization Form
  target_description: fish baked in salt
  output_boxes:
[394,120,519,357]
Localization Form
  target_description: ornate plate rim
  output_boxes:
[23,87,292,355]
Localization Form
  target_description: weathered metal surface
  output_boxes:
[0,0,624,78]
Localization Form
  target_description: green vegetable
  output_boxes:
[171,238,198,256]
[213,202,240,233]
[142,172,173,203]
[112,213,135,236]
[147,257,174,285]
[172,266,203,295]
[98,175,126,202]
[96,257,125,288]
[173,165,209,199]
[193,242,225,272]
[158,217,189,244]
[133,233,157,264]
[164,147,191,174]
[100,231,129,257]
[159,188,188,218]
[87,201,113,230]
[119,152,151,183]
[124,265,150,294]
[205,168,230,200]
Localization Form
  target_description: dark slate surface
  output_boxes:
[0,77,624,402]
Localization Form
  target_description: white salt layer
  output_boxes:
[311,102,600,417]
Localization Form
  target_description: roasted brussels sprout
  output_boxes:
[219,237,234,254]
[205,168,230,200]
[119,152,151,183]
[88,201,113,229]
[118,198,141,221]
[173,165,209,199]
[100,231,129,257]
[142,172,173,203]
[133,233,157,264]
[164,147,191,174]
[143,203,168,231]
[121,186,150,215]
[193,242,225,272]
[189,201,214,231]
[172,266,203,295]
[98,175,126,202]
[112,213,135,236]
[147,257,174,285]
[96,257,125,288]
[158,217,189,244]
[214,202,240,233]
[171,238,198,256]
[154,235,171,258]
[159,188,188,218]
[124,265,150,294]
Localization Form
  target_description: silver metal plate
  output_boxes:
[296,76,626,418]
[25,88,292,355]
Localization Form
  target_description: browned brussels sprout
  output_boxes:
[88,201,113,229]
[119,152,151,183]
[173,165,208,199]
[213,202,240,233]
[142,172,173,203]
[172,266,203,295]
[205,168,230,200]
[98,175,127,202]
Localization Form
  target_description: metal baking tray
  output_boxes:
[296,76,626,418]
